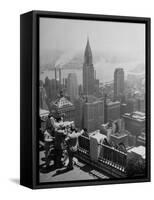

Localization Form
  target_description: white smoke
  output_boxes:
[94,58,145,83]
[55,50,78,68]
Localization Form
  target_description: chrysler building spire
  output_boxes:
[84,37,93,66]
[83,38,95,95]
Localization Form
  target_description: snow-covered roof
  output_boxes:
[128,146,145,159]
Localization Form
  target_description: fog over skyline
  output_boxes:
[40,17,145,63]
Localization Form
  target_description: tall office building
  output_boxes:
[44,68,62,101]
[83,96,104,132]
[67,73,78,102]
[114,68,125,100]
[83,38,95,95]
[74,95,104,132]
[126,98,139,113]
[74,97,85,129]
[104,100,120,123]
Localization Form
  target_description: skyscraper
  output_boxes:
[114,68,124,100]
[83,97,104,132]
[74,97,84,129]
[83,38,95,95]
[104,100,120,123]
[67,73,78,102]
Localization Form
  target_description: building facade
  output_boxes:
[122,111,145,137]
[67,73,78,103]
[114,68,125,100]
[104,100,120,123]
[83,97,104,132]
[74,97,85,129]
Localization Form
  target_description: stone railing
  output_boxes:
[78,135,90,154]
[99,143,127,172]
[77,135,127,176]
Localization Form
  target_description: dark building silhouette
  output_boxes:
[44,77,51,100]
[114,68,125,100]
[74,97,85,129]
[44,68,63,102]
[83,38,95,95]
[44,77,59,101]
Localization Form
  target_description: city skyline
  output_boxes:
[40,18,145,83]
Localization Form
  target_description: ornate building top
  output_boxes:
[54,96,73,108]
[83,38,95,95]
[84,38,93,66]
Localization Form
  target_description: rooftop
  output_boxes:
[107,101,120,106]
[123,111,145,121]
[53,97,73,108]
[128,146,145,159]
[84,95,99,103]
[39,151,109,183]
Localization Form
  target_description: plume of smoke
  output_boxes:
[55,50,78,68]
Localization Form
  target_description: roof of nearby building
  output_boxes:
[83,95,103,104]
[123,111,145,121]
[107,100,120,106]
[53,97,73,108]
[128,146,145,159]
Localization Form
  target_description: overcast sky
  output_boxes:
[40,17,145,61]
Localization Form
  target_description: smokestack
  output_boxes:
[55,68,57,80]
[55,68,57,90]
[94,70,96,80]
[59,68,61,86]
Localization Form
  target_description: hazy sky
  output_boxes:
[40,17,145,61]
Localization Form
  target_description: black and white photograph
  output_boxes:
[39,16,148,184]
[0,0,153,197]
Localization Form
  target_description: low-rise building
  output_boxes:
[51,94,75,122]
[122,111,145,137]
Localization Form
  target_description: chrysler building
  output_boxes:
[83,38,95,95]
